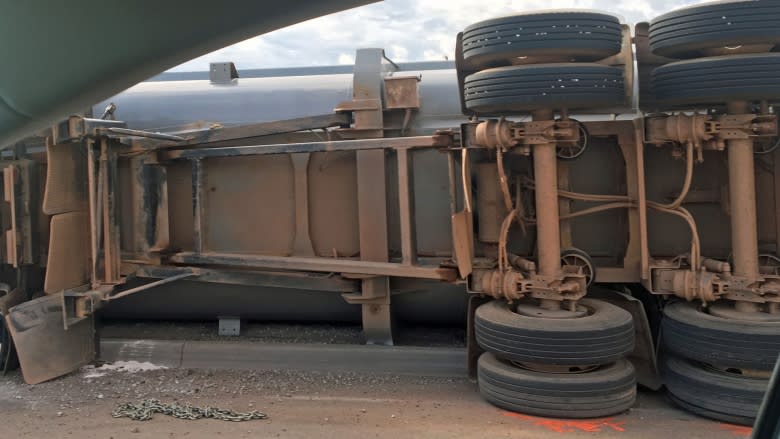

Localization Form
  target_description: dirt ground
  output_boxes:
[0,330,755,439]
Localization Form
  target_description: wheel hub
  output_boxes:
[701,361,772,379]
[708,302,780,322]
[510,360,599,374]
[515,302,588,319]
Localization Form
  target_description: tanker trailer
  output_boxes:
[0,1,779,426]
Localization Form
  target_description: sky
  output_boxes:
[171,0,710,72]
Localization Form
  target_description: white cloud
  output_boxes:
[337,53,356,65]
[170,0,710,72]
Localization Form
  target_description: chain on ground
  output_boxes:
[112,399,268,422]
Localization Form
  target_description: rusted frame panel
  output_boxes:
[351,48,392,345]
[356,148,392,344]
[161,135,450,160]
[167,252,457,281]
[129,156,169,260]
[557,161,573,249]
[775,147,780,257]
[130,157,150,257]
[136,266,360,292]
[291,153,315,256]
[2,161,36,267]
[191,159,205,254]
[101,139,121,283]
[396,148,417,265]
[3,167,18,266]
[633,119,650,280]
[583,120,644,280]
[355,152,388,264]
[129,113,350,149]
[131,160,170,254]
[87,141,99,286]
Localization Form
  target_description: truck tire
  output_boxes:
[649,1,780,58]
[662,301,780,371]
[462,12,622,68]
[662,355,767,426]
[651,53,780,107]
[475,298,634,365]
[464,64,625,114]
[478,353,636,418]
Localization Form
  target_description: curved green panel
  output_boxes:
[0,0,375,147]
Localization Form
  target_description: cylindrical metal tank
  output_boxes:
[102,278,467,325]
[95,62,465,135]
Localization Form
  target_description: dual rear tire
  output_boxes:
[475,298,636,418]
[660,301,780,425]
[459,11,627,115]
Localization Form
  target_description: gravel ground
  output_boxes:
[0,322,752,439]
[99,320,466,347]
[0,366,469,409]
[0,363,750,439]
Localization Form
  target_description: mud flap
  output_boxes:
[590,287,662,390]
[5,292,95,384]
[452,211,473,278]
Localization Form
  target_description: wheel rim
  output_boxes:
[509,360,600,374]
[707,301,780,322]
[561,248,595,286]
[556,120,589,159]
[759,253,780,274]
[515,301,589,319]
[700,361,772,380]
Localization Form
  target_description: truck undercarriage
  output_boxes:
[2,0,780,427]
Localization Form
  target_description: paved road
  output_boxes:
[85,338,755,439]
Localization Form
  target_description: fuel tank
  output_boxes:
[95,62,464,135]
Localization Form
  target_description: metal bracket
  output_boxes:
[52,117,127,144]
[645,113,778,149]
[209,62,239,84]
[473,118,579,149]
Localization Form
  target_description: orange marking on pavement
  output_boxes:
[503,412,626,433]
[718,423,752,437]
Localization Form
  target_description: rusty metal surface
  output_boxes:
[203,155,295,254]
[396,148,417,265]
[136,266,360,292]
[529,112,560,276]
[383,76,420,110]
[6,293,95,384]
[589,288,661,390]
[129,113,350,149]
[476,162,506,244]
[727,102,761,283]
[291,153,315,256]
[161,134,451,160]
[191,159,205,254]
[308,150,359,257]
[44,211,89,294]
[42,143,87,215]
[168,252,457,282]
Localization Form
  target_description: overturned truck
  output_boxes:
[2,1,780,427]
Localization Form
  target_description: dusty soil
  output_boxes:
[0,357,754,439]
[0,320,754,439]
